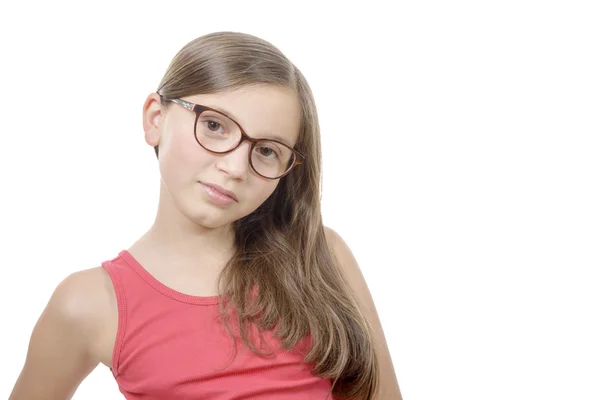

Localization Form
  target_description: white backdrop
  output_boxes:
[1,1,599,399]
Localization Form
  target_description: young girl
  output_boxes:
[9,31,402,400]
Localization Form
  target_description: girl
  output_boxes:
[9,31,402,400]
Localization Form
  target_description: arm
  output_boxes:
[9,269,104,400]
[325,227,403,400]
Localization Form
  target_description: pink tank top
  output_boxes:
[101,251,335,400]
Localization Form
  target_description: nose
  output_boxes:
[215,140,252,179]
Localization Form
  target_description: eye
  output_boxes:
[257,146,278,159]
[206,120,222,132]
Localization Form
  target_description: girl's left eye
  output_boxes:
[257,147,278,158]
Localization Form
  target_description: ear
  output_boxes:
[143,93,164,148]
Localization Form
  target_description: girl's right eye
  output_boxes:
[200,119,228,136]
[206,120,222,132]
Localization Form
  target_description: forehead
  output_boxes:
[185,85,302,146]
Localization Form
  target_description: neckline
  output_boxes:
[118,250,221,306]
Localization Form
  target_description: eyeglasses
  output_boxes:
[160,95,305,179]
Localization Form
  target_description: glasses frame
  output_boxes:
[160,95,305,180]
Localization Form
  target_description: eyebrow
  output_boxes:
[208,104,296,147]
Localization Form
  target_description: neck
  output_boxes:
[130,184,237,271]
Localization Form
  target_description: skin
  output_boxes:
[9,85,401,399]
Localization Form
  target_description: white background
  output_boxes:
[1,1,599,399]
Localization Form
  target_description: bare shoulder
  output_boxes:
[323,226,403,400]
[56,266,116,326]
[323,226,375,306]
[53,266,118,366]
[323,226,365,285]
[42,266,117,345]
[324,226,358,269]
[9,266,117,400]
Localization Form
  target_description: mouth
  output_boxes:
[199,182,239,202]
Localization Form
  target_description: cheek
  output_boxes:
[160,129,208,178]
[173,127,202,161]
[245,179,279,208]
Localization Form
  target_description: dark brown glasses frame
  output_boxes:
[160,95,305,180]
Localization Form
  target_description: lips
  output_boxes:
[201,182,238,202]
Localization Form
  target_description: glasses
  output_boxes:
[160,95,305,179]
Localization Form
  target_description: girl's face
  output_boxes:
[144,85,302,229]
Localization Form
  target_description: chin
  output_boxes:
[188,213,230,229]
[181,206,235,229]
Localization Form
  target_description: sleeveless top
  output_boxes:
[101,250,335,399]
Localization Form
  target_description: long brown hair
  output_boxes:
[156,31,378,399]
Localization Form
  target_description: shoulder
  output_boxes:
[323,226,403,398]
[42,266,118,364]
[323,226,377,319]
[8,267,116,399]
[323,226,365,286]
[323,225,347,257]
[52,266,115,323]
[44,266,117,352]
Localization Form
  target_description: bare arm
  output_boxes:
[325,227,403,400]
[9,269,104,400]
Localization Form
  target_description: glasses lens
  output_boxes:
[195,110,241,152]
[196,111,295,179]
[251,140,295,178]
